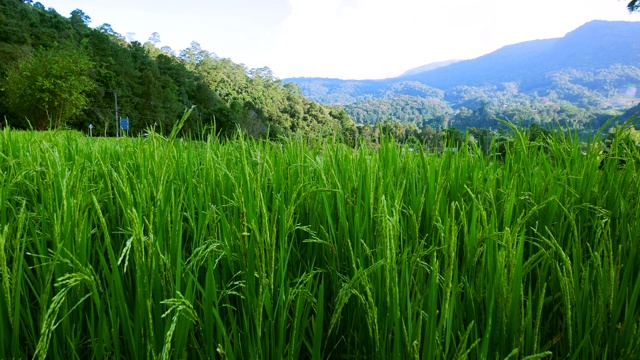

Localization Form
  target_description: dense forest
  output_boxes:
[0,0,357,139]
[343,81,619,131]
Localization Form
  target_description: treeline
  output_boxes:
[353,120,492,152]
[0,0,357,139]
[354,118,640,161]
[289,64,640,131]
[341,80,630,132]
[291,65,640,109]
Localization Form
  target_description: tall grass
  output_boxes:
[0,124,638,359]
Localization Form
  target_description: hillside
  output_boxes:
[406,20,640,90]
[287,21,640,100]
[403,38,560,89]
[0,0,356,139]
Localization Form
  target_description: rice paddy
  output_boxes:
[0,123,639,359]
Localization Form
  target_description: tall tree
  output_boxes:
[70,9,90,26]
[2,45,95,129]
[149,32,161,45]
[179,41,216,68]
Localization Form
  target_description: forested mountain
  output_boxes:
[404,20,640,90]
[0,0,356,139]
[286,21,640,130]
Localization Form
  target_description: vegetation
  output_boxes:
[0,2,638,358]
[0,118,639,359]
[3,43,94,129]
[290,67,639,132]
[0,0,354,139]
[3,2,638,139]
[345,95,452,126]
[286,21,640,130]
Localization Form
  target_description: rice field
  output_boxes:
[0,123,639,359]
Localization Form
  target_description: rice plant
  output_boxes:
[0,122,638,359]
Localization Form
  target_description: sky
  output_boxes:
[41,0,640,80]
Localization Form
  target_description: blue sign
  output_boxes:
[120,117,130,131]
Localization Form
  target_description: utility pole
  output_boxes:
[114,90,119,137]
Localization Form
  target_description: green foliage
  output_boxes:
[346,95,453,127]
[69,9,90,27]
[2,44,94,129]
[0,128,639,358]
[603,121,640,148]
[291,75,638,132]
[0,1,356,139]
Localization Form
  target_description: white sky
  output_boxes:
[42,0,640,80]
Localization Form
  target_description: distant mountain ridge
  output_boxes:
[406,20,640,91]
[399,60,462,77]
[285,20,640,104]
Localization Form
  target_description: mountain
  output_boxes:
[285,20,640,104]
[280,77,382,104]
[406,20,640,91]
[399,60,462,77]
[402,38,561,90]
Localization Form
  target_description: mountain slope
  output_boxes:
[399,60,462,77]
[409,20,640,90]
[286,20,640,103]
[403,38,560,89]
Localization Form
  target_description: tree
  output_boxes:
[2,45,95,129]
[444,127,465,147]
[70,9,90,26]
[97,23,125,41]
[149,32,161,45]
[629,0,640,12]
[160,46,174,55]
[467,127,494,153]
[179,42,216,67]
